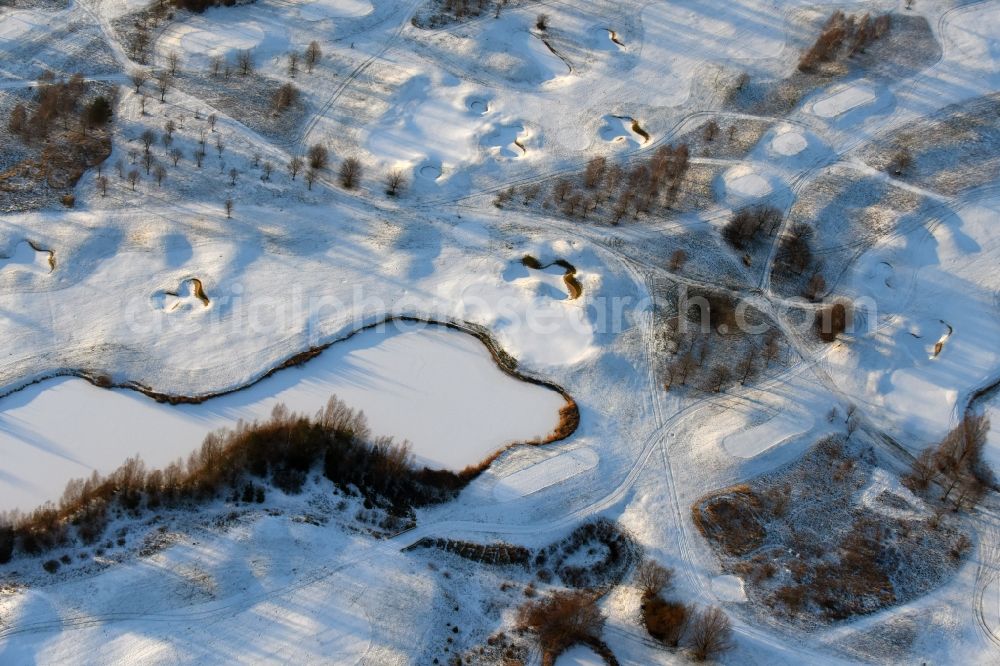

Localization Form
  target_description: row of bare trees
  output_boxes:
[108,119,398,197]
[0,396,467,564]
[798,10,892,72]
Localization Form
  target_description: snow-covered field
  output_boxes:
[2,0,1000,663]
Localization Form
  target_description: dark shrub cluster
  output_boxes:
[406,537,531,566]
[3,73,114,202]
[721,205,781,251]
[7,73,107,142]
[636,561,734,662]
[814,301,852,343]
[775,223,814,276]
[533,518,640,590]
[515,590,614,665]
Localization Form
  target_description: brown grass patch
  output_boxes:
[691,485,766,556]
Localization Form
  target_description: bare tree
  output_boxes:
[709,365,732,392]
[723,205,782,250]
[215,135,224,157]
[779,223,813,275]
[127,169,140,190]
[902,448,936,492]
[164,119,176,138]
[687,607,733,662]
[516,591,604,658]
[339,157,362,189]
[153,163,166,186]
[194,149,206,168]
[669,248,687,271]
[115,158,125,179]
[889,148,913,176]
[703,119,720,142]
[224,198,233,218]
[236,50,254,76]
[643,596,691,648]
[272,83,299,112]
[261,161,273,181]
[140,129,157,153]
[803,273,826,301]
[288,155,303,180]
[207,113,217,132]
[304,41,322,73]
[736,352,757,384]
[553,178,572,202]
[167,51,180,76]
[385,168,406,196]
[287,51,299,78]
[142,151,155,174]
[583,156,607,189]
[161,132,173,152]
[307,143,329,170]
[155,72,170,102]
[762,329,780,367]
[8,103,27,135]
[169,147,182,166]
[952,476,987,512]
[635,560,673,598]
[229,167,238,186]
[97,175,109,196]
[305,168,317,190]
[140,93,148,115]
[130,70,148,93]
[673,350,696,386]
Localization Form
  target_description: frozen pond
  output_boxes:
[0,323,567,511]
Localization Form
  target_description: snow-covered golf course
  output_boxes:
[2,0,1000,663]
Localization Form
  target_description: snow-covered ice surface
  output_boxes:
[3,0,1000,663]
[0,324,566,511]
